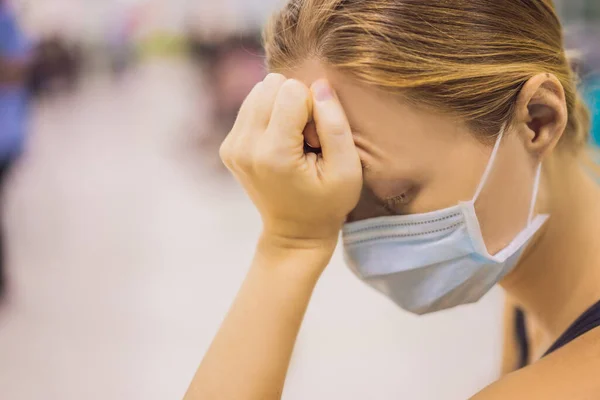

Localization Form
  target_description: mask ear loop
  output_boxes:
[472,123,506,203]
[528,163,542,224]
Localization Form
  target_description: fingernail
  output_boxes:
[313,80,333,102]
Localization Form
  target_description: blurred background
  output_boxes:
[0,1,598,399]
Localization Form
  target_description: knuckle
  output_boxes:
[219,142,231,163]
[220,140,253,170]
[233,147,253,169]
[251,81,264,94]
[239,83,264,112]
[279,79,310,102]
[263,73,287,87]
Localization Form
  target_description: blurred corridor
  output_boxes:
[0,58,504,399]
[1,0,599,399]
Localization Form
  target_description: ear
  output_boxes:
[513,73,568,158]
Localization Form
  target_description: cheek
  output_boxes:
[475,141,535,254]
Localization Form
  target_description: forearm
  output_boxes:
[184,235,335,400]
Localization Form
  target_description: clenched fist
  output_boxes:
[220,74,363,247]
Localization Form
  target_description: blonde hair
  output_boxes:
[264,0,591,151]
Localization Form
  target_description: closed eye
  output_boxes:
[381,187,419,215]
[382,195,408,214]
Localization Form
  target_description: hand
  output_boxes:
[220,74,363,248]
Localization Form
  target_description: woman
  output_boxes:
[186,1,600,398]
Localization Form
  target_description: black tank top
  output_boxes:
[515,300,600,369]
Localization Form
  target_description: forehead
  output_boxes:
[281,60,500,216]
[283,60,484,176]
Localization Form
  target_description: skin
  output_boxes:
[184,60,600,399]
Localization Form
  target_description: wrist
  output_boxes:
[254,232,338,281]
[259,231,337,257]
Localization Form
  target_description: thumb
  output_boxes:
[310,79,360,172]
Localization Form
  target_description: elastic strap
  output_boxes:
[528,163,542,223]
[471,122,542,224]
[473,123,506,202]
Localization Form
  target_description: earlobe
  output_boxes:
[514,73,568,157]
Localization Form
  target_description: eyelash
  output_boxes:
[383,193,411,213]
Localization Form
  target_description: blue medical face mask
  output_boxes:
[342,125,548,315]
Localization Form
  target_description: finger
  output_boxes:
[232,81,264,132]
[267,79,313,149]
[253,73,287,129]
[232,74,288,169]
[226,78,266,160]
[224,118,257,172]
[310,79,359,170]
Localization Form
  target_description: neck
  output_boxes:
[501,151,600,343]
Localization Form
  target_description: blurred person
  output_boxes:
[28,36,81,97]
[581,61,600,145]
[585,76,600,145]
[190,33,266,169]
[565,30,600,146]
[108,15,134,79]
[197,34,266,132]
[185,1,600,399]
[210,34,266,131]
[0,0,31,299]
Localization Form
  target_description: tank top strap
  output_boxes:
[544,299,600,357]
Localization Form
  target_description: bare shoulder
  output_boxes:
[472,328,600,400]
